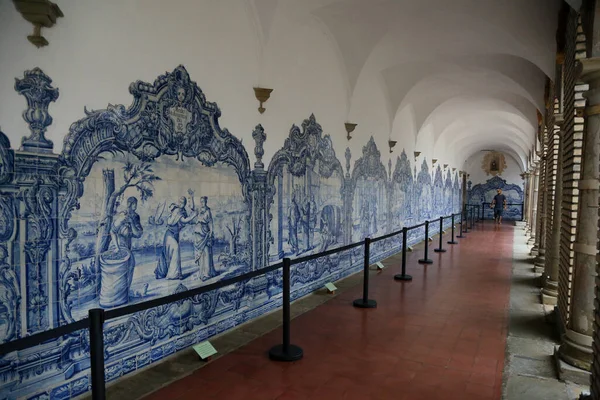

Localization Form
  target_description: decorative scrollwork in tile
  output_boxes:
[58,65,252,240]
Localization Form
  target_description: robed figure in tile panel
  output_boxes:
[57,66,254,354]
[266,115,348,289]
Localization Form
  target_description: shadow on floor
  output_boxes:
[502,228,588,400]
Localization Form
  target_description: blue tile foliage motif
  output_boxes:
[0,66,462,399]
[467,176,524,220]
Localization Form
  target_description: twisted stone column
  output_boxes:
[534,146,549,272]
[526,167,536,237]
[557,58,600,381]
[542,123,563,305]
[523,172,531,228]
[528,166,540,248]
[531,154,546,259]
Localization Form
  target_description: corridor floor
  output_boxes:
[144,222,512,400]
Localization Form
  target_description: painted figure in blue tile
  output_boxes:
[319,204,342,252]
[360,199,370,238]
[99,196,143,307]
[155,194,198,280]
[193,196,217,281]
[288,194,301,255]
[371,198,378,234]
[302,195,317,251]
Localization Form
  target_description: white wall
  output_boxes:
[0,0,403,170]
[464,151,524,188]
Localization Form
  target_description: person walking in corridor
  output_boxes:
[490,188,507,224]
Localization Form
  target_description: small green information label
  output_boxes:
[324,282,337,292]
[376,262,385,270]
[193,341,217,360]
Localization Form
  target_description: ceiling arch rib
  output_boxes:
[403,73,540,133]
[458,142,528,171]
[381,54,546,130]
[248,0,560,171]
[438,120,534,156]
[310,0,557,103]
[433,118,533,169]
[421,98,537,143]
[448,130,531,157]
[449,131,530,161]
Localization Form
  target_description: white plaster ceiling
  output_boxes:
[250,0,562,171]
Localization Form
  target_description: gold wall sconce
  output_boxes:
[432,159,438,165]
[414,151,421,160]
[452,168,456,172]
[443,164,448,169]
[13,0,63,48]
[345,123,357,141]
[388,140,397,153]
[253,87,273,114]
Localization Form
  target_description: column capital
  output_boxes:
[577,57,600,85]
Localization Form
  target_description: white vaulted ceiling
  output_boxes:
[250,0,561,170]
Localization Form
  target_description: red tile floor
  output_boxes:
[145,222,512,400]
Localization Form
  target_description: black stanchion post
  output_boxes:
[353,238,377,308]
[468,207,472,230]
[462,206,469,233]
[269,258,303,361]
[457,212,466,238]
[448,214,458,244]
[434,216,446,253]
[394,227,412,281]
[469,207,473,228]
[418,220,433,264]
[521,203,524,221]
[467,207,471,229]
[89,308,106,400]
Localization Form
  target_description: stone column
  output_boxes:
[542,123,563,305]
[528,165,540,248]
[531,154,545,256]
[557,58,600,383]
[534,144,549,272]
[525,167,535,236]
[522,172,530,227]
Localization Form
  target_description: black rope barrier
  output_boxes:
[0,210,463,399]
[269,258,303,361]
[353,237,377,308]
[434,216,446,253]
[106,262,283,320]
[418,220,433,264]
[448,213,458,244]
[291,240,363,265]
[394,227,413,281]
[0,317,88,356]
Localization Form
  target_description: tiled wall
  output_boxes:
[0,66,462,400]
[467,176,524,220]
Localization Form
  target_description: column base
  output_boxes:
[557,329,593,373]
[533,264,545,274]
[541,278,558,305]
[554,346,592,386]
[533,254,545,273]
[530,244,538,255]
[541,288,558,306]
